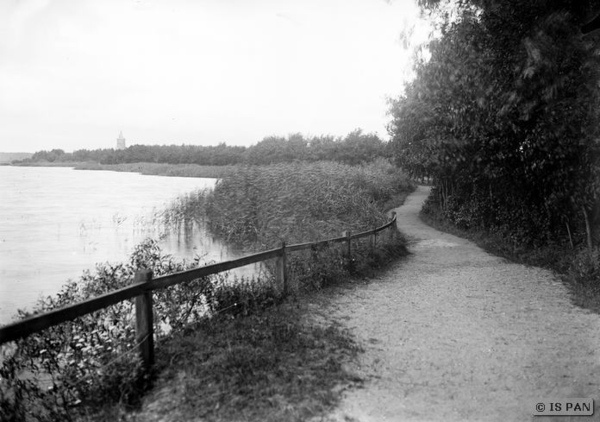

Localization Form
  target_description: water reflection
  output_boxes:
[159,217,260,277]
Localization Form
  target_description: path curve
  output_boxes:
[324,185,600,422]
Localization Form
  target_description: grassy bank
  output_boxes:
[11,161,88,168]
[12,161,235,178]
[122,299,362,422]
[420,189,600,314]
[1,160,414,421]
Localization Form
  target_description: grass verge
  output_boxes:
[120,301,362,422]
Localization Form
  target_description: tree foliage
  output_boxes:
[389,0,600,248]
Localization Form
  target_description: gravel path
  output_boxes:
[323,185,600,422]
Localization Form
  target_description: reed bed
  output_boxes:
[205,159,412,247]
[201,159,414,293]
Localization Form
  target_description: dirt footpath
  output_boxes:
[323,185,600,422]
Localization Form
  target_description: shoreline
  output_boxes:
[0,167,223,326]
[9,161,233,178]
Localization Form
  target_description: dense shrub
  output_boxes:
[0,239,281,421]
[570,248,600,287]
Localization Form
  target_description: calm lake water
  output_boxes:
[0,166,240,324]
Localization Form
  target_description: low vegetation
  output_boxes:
[0,240,231,421]
[1,160,414,421]
[11,161,86,168]
[0,153,32,164]
[73,162,235,178]
[13,161,234,178]
[126,301,363,422]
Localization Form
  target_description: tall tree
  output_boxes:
[390,0,600,247]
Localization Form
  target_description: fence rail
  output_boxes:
[0,212,398,368]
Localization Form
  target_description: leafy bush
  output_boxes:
[0,239,265,421]
[569,248,600,286]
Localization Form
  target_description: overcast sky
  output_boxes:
[0,0,429,153]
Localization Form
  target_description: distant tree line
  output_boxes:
[0,152,32,163]
[20,130,390,166]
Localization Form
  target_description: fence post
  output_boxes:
[370,230,376,253]
[134,270,154,370]
[389,212,397,242]
[276,241,288,297]
[342,230,352,268]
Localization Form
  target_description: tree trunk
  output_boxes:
[582,206,593,251]
[565,220,574,250]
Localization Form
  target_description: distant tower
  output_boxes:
[116,131,126,150]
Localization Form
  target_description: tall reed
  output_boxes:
[205,159,412,248]
[203,159,413,292]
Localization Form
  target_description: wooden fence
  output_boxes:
[0,212,397,369]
